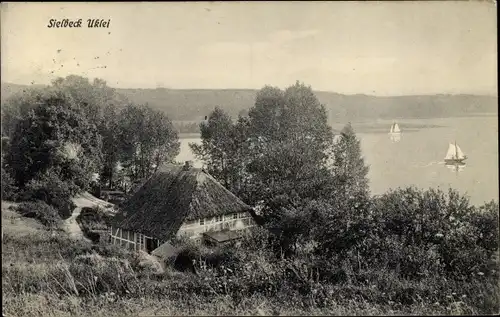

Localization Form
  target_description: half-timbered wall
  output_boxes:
[109,226,161,252]
[110,212,255,249]
[176,211,255,241]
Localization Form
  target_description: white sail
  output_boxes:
[455,145,465,159]
[445,143,466,160]
[393,123,401,133]
[389,123,401,134]
[445,143,457,160]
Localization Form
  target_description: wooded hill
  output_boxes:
[2,82,497,123]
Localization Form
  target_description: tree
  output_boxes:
[191,82,336,257]
[244,81,336,208]
[99,103,121,188]
[192,81,336,208]
[247,86,284,141]
[1,87,54,138]
[149,108,181,172]
[5,92,103,189]
[329,122,369,201]
[50,76,131,188]
[51,75,125,123]
[185,82,343,256]
[190,107,241,190]
[2,76,129,190]
[118,103,180,183]
[311,123,370,259]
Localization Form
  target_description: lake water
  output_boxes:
[176,115,498,206]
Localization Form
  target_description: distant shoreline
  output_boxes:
[179,113,498,138]
[2,81,497,98]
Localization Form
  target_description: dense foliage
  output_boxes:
[191,82,341,208]
[20,169,78,219]
[76,206,113,243]
[192,81,371,257]
[190,107,242,190]
[16,200,62,228]
[1,75,180,224]
[329,122,370,200]
[1,166,17,201]
[5,92,103,189]
[117,103,180,183]
[3,198,498,316]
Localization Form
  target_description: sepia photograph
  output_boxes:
[1,1,498,316]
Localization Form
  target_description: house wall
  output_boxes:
[109,226,161,252]
[109,212,255,250]
[176,211,255,241]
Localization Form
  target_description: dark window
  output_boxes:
[145,238,159,254]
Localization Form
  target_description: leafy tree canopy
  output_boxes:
[5,91,103,189]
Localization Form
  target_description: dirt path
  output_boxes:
[63,192,115,241]
[64,206,88,240]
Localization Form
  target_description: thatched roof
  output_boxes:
[111,163,252,241]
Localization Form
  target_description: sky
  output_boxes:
[1,1,497,96]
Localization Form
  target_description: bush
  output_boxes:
[310,186,498,292]
[1,166,18,201]
[203,245,242,270]
[16,200,62,228]
[349,187,498,281]
[174,244,201,274]
[21,170,78,219]
[312,195,372,261]
[76,206,113,243]
[471,200,499,252]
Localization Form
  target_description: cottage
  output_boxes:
[109,162,255,253]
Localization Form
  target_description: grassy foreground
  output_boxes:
[2,201,498,316]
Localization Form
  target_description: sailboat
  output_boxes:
[444,141,467,165]
[389,122,401,134]
[389,122,401,142]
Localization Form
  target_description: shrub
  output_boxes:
[312,195,372,261]
[174,243,201,274]
[203,245,242,270]
[21,169,78,219]
[1,166,18,201]
[471,200,499,252]
[311,186,498,288]
[76,206,113,243]
[357,187,497,281]
[16,200,62,228]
